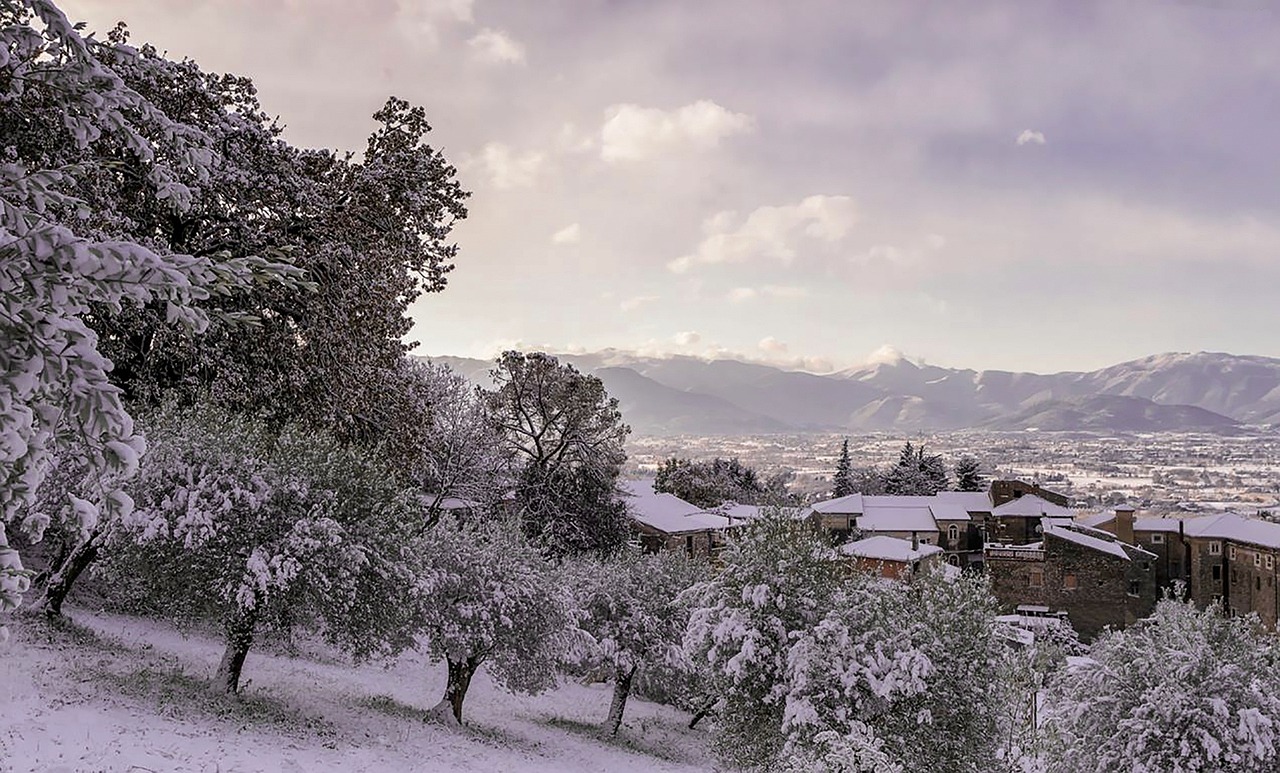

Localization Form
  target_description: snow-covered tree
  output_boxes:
[487,351,630,557]
[883,442,949,496]
[954,456,986,493]
[414,516,571,725]
[832,439,855,498]
[568,548,707,735]
[405,361,507,524]
[683,512,847,768]
[103,403,422,693]
[1041,595,1280,773]
[0,0,301,616]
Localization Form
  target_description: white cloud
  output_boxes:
[727,285,809,302]
[393,0,474,47]
[468,28,526,65]
[557,123,596,153]
[469,142,545,189]
[673,331,702,346]
[619,294,658,311]
[600,100,752,163]
[866,344,911,365]
[551,223,581,245]
[758,336,789,355]
[671,195,858,273]
[1016,129,1047,146]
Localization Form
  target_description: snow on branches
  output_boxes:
[1042,594,1280,773]
[0,0,302,613]
[415,516,572,725]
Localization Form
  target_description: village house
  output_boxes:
[806,491,990,569]
[1099,510,1280,630]
[839,535,944,583]
[984,519,1158,640]
[986,493,1074,545]
[620,479,744,557]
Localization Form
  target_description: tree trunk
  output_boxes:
[689,699,718,729]
[214,608,258,694]
[30,534,99,617]
[429,656,479,725]
[605,665,637,736]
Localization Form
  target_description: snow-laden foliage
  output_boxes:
[882,441,949,496]
[414,516,571,723]
[683,512,849,768]
[0,0,301,614]
[101,403,422,691]
[687,513,1026,772]
[1041,595,1280,773]
[567,548,707,733]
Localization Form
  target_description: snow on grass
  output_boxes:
[1,610,714,772]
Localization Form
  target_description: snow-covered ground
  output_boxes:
[0,610,714,773]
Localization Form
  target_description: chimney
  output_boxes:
[1115,505,1136,545]
[911,531,919,551]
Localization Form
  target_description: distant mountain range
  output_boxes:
[425,350,1280,436]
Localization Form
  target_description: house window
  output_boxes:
[1256,553,1263,568]
[948,554,960,567]
[1128,580,1141,596]
[1141,561,1151,572]
[1232,568,1239,584]
[1210,542,1222,556]
[920,537,931,545]
[1212,565,1222,581]
[1152,533,1165,544]
[948,524,959,543]
[1029,570,1044,589]
[1063,573,1078,591]
[1230,545,1238,560]
[1257,576,1263,592]
[1269,555,1275,571]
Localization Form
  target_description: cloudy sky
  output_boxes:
[65,0,1280,373]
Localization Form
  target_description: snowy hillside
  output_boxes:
[1,612,713,773]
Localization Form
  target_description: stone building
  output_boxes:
[807,491,990,568]
[989,480,1070,508]
[987,494,1073,545]
[985,520,1158,640]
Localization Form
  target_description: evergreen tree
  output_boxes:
[883,442,949,496]
[953,456,985,493]
[831,439,855,498]
[654,456,787,508]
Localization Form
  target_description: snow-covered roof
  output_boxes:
[1134,516,1183,533]
[420,494,482,511]
[863,495,938,508]
[1042,522,1153,561]
[1180,512,1280,549]
[928,502,974,522]
[992,494,1072,518]
[810,493,863,514]
[934,491,994,511]
[620,479,740,534]
[839,535,943,563]
[858,505,939,534]
[1077,511,1117,528]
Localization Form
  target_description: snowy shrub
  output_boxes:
[103,403,422,693]
[568,547,707,734]
[1041,594,1280,773]
[414,516,572,724]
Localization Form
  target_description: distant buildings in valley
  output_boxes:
[622,475,1280,641]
